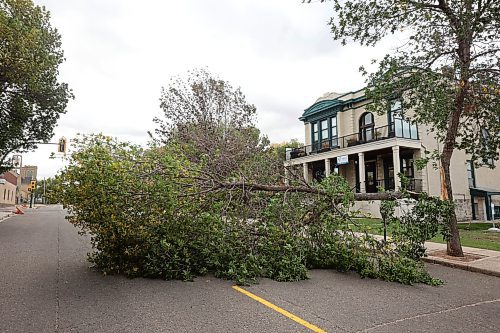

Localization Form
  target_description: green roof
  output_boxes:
[299,89,367,122]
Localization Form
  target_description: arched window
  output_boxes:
[359,112,374,142]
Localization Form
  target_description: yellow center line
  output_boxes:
[232,285,327,333]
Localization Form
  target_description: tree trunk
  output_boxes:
[440,161,464,257]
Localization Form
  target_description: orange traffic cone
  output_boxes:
[14,206,24,215]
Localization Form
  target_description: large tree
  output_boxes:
[0,0,72,173]
[311,0,500,256]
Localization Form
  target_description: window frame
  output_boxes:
[311,115,339,151]
[359,112,375,142]
[389,99,418,139]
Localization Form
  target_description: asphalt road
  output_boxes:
[0,205,499,333]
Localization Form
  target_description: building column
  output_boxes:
[417,148,427,193]
[392,146,401,190]
[303,162,309,183]
[485,195,492,221]
[325,158,331,177]
[358,152,366,193]
[471,195,476,220]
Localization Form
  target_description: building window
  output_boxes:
[311,122,319,151]
[311,115,339,151]
[390,100,418,139]
[467,160,476,188]
[401,157,414,178]
[481,128,495,166]
[331,115,338,147]
[359,112,374,142]
[320,119,329,149]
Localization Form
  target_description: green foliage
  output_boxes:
[313,0,500,166]
[313,0,500,255]
[381,191,454,260]
[52,135,448,286]
[0,0,73,172]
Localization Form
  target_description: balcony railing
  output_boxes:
[365,178,423,193]
[286,121,419,160]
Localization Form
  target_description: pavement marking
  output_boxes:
[232,285,327,333]
[358,298,500,332]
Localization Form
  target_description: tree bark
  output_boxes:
[439,35,471,256]
[439,81,466,257]
[216,181,420,200]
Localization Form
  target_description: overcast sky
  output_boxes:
[25,0,400,178]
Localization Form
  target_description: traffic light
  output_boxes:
[30,180,37,188]
[27,187,32,193]
[58,137,67,153]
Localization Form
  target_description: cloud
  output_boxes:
[25,0,396,178]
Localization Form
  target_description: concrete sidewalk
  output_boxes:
[0,206,16,222]
[424,241,500,278]
[360,231,500,278]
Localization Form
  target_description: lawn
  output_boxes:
[350,218,500,252]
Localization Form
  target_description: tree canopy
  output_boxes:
[150,68,263,178]
[312,0,500,256]
[0,0,72,173]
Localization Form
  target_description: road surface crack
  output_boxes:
[357,298,500,332]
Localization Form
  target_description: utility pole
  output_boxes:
[12,154,22,205]
[43,177,46,204]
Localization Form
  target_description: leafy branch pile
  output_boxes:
[52,134,450,286]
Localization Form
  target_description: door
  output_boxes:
[365,161,377,193]
[383,159,395,191]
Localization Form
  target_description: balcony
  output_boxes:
[287,121,419,160]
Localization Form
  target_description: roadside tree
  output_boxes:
[0,0,72,173]
[310,0,500,256]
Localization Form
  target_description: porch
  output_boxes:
[311,147,423,193]
[285,142,425,194]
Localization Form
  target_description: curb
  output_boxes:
[422,256,500,278]
[0,213,14,223]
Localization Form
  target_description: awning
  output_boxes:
[470,187,500,197]
[470,187,500,220]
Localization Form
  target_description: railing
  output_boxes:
[362,178,423,193]
[494,206,500,220]
[287,121,419,160]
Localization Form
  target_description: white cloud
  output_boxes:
[24,0,398,178]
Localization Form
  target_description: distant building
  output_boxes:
[19,165,38,202]
[0,171,19,206]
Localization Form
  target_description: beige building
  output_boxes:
[19,165,38,202]
[0,171,19,206]
[285,89,500,221]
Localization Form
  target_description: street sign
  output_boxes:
[58,137,67,153]
[337,155,349,165]
[12,155,22,168]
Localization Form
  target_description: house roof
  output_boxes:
[300,88,367,122]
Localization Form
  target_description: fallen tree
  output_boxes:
[52,134,451,285]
